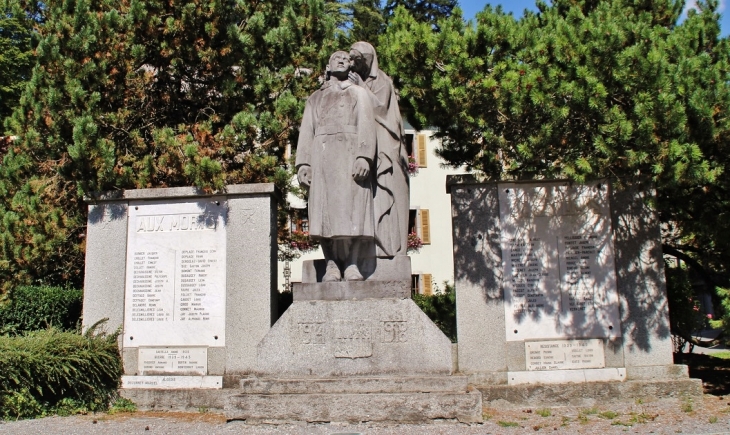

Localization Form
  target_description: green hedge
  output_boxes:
[0,326,122,420]
[413,282,457,343]
[0,286,82,335]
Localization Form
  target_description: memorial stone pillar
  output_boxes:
[83,184,279,388]
[447,176,701,403]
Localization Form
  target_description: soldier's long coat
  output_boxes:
[296,80,377,239]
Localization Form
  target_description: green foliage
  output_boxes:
[381,1,728,186]
[343,0,386,44]
[0,285,82,335]
[412,281,456,342]
[0,325,122,420]
[337,0,456,46]
[1,0,338,292]
[0,0,40,127]
[536,408,552,417]
[710,351,730,360]
[681,397,694,412]
[108,397,137,414]
[381,0,730,345]
[599,410,619,419]
[666,266,709,350]
[711,286,730,339]
[383,0,456,28]
[498,420,519,427]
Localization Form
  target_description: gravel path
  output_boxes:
[1,395,729,435]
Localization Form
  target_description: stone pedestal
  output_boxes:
[254,298,452,377]
[226,263,482,423]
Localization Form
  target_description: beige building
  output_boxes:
[280,129,462,295]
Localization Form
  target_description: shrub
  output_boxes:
[0,325,122,420]
[0,286,82,335]
[413,281,457,342]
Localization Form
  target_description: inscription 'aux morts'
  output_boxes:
[137,214,216,232]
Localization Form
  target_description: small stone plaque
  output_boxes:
[525,339,605,371]
[138,347,207,375]
[123,198,227,347]
[122,375,222,389]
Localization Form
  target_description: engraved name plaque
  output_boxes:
[499,182,621,341]
[525,339,605,371]
[138,347,208,375]
[124,198,227,347]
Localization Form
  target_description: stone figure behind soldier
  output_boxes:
[295,51,377,282]
[348,41,410,259]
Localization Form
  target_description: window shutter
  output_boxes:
[419,209,431,245]
[417,134,428,167]
[422,274,433,296]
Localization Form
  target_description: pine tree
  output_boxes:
[383,0,456,28]
[0,0,337,291]
[0,0,41,126]
[348,0,385,43]
[380,0,730,341]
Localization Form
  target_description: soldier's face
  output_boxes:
[329,52,351,73]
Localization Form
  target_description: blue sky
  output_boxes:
[457,0,730,37]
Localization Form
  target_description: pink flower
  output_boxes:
[707,314,713,319]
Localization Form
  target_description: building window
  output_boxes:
[411,273,433,296]
[408,209,430,245]
[405,133,415,158]
[419,209,431,245]
[290,208,309,233]
[416,133,428,168]
[422,273,433,296]
[409,209,418,235]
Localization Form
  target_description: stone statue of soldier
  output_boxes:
[296,51,377,282]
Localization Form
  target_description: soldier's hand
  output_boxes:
[348,71,363,87]
[297,165,312,188]
[352,158,370,181]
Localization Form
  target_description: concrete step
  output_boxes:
[225,390,483,423]
[478,378,704,407]
[239,375,469,394]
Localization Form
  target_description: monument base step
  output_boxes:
[121,375,483,423]
[229,375,481,423]
[478,378,703,407]
[240,375,468,394]
[225,390,482,423]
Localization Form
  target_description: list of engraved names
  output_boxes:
[130,249,218,322]
[498,182,621,341]
[507,237,549,316]
[561,234,599,313]
[525,339,605,370]
[124,199,227,347]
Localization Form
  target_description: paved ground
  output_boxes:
[1,395,729,435]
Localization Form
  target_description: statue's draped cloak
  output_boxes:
[296,80,377,239]
[352,42,410,257]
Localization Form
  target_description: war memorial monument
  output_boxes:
[81,42,700,423]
